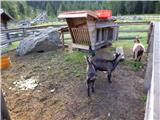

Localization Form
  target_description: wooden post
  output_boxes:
[22,28,27,38]
[144,22,160,120]
[1,91,11,120]
[147,22,154,53]
[61,31,65,49]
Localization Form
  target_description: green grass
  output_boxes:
[62,51,87,77]
[1,41,20,53]
[63,51,87,64]
[112,40,134,49]
[115,32,148,49]
[122,59,143,71]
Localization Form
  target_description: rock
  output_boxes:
[50,88,55,93]
[108,112,111,117]
[16,27,61,56]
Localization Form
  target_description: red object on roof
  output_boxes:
[95,10,112,18]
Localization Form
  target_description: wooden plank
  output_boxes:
[83,28,89,45]
[144,53,153,93]
[81,29,85,44]
[144,22,160,120]
[61,32,65,49]
[152,22,160,120]
[71,28,90,45]
[1,37,23,45]
[1,24,67,33]
[118,36,142,40]
[72,43,89,50]
[119,30,149,33]
[96,24,118,28]
[1,91,11,120]
[117,21,150,25]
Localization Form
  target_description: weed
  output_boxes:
[140,95,147,103]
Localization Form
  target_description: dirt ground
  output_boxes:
[1,47,147,120]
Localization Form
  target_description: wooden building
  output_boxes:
[0,9,13,47]
[58,10,119,50]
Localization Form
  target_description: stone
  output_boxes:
[16,27,61,56]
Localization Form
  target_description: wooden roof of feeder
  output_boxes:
[58,10,98,19]
[58,10,116,22]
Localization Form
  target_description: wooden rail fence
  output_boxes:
[144,22,160,120]
[1,21,150,50]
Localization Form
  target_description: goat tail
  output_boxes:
[89,45,95,57]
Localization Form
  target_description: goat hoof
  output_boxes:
[92,90,95,93]
[109,81,112,84]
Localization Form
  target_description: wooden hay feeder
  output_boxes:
[58,10,119,50]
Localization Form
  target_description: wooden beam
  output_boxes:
[118,36,142,40]
[144,22,160,120]
[72,43,89,50]
[1,91,11,120]
[117,21,150,25]
[119,30,149,32]
[1,24,67,33]
[1,37,23,45]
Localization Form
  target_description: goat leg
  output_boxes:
[91,80,95,93]
[87,80,91,97]
[108,73,112,83]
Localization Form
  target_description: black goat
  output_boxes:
[91,53,121,83]
[85,56,96,97]
[85,46,122,96]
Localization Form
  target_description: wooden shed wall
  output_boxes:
[87,18,97,49]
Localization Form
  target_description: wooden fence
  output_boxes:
[117,15,160,21]
[1,21,150,52]
[1,24,67,46]
[144,22,160,120]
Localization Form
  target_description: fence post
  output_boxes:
[1,91,11,120]
[22,28,27,38]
